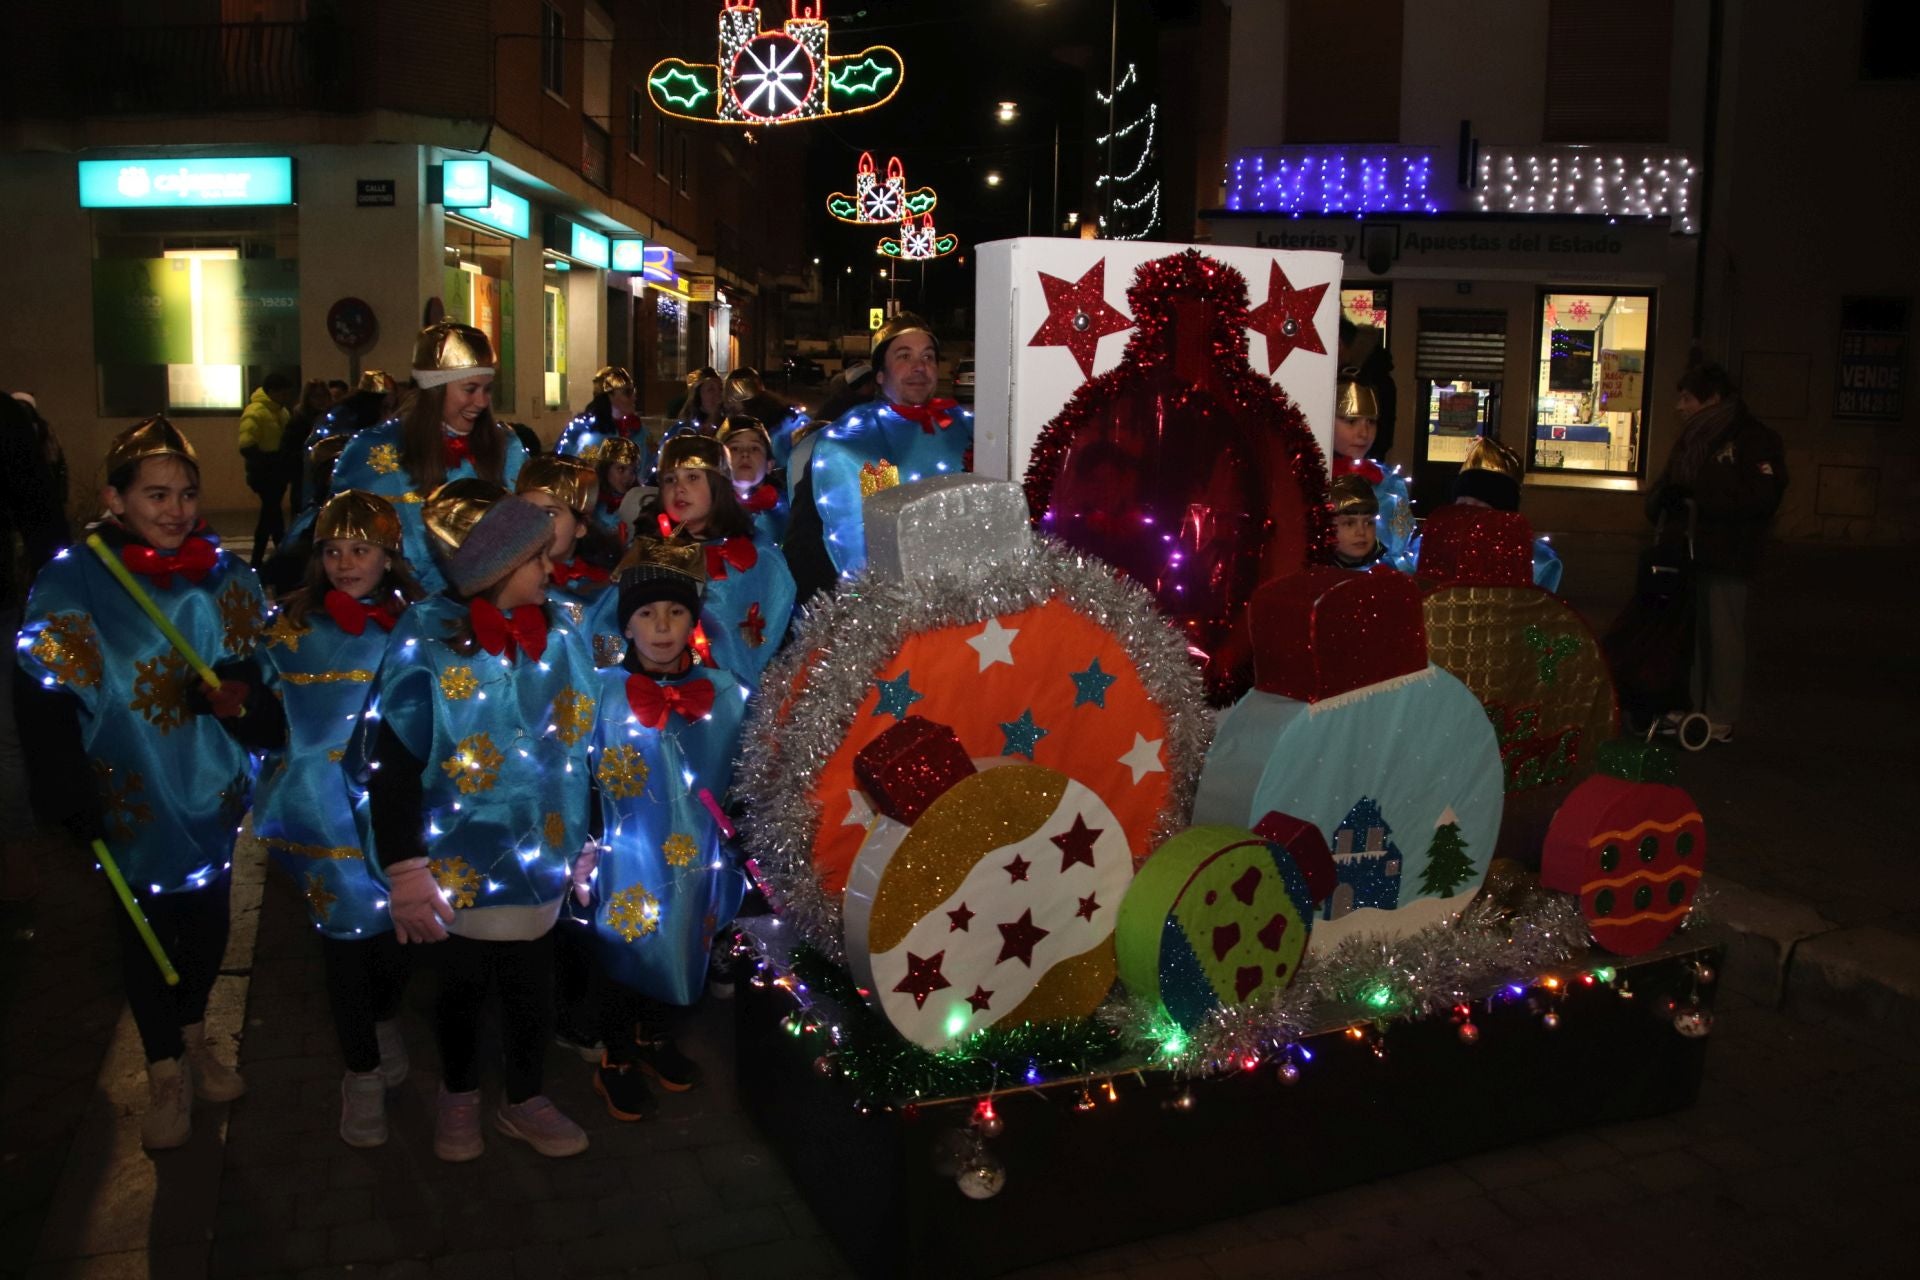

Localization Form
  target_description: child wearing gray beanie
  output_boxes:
[444,496,553,598]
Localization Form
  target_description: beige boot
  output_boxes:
[181,1023,246,1102]
[142,1057,192,1150]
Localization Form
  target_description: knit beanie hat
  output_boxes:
[445,496,552,597]
[614,537,706,624]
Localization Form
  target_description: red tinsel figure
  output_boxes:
[1024,249,1333,701]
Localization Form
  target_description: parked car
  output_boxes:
[782,355,827,386]
[953,358,976,398]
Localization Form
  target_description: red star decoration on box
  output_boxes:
[1028,259,1133,379]
[893,950,952,1009]
[1049,814,1102,872]
[1246,262,1328,373]
[1003,854,1031,883]
[947,902,974,932]
[966,986,994,1013]
[1075,892,1101,922]
[995,909,1051,968]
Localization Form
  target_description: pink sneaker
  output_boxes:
[434,1087,484,1162]
[494,1095,588,1158]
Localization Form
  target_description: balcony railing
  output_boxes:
[60,21,341,115]
[582,118,612,192]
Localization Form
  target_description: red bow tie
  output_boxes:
[470,598,548,662]
[324,591,398,636]
[890,398,959,434]
[551,558,609,587]
[704,537,758,579]
[1333,455,1385,486]
[624,672,716,729]
[443,430,473,469]
[740,484,780,514]
[119,537,218,587]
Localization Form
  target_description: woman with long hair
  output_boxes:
[330,322,526,593]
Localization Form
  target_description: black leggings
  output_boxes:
[250,480,287,565]
[594,974,681,1067]
[434,931,554,1103]
[114,873,232,1064]
[320,932,414,1074]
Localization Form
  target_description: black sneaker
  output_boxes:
[593,1055,656,1122]
[635,1036,700,1093]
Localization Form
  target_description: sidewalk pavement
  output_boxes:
[7,530,1917,1279]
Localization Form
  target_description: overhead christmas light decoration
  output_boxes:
[1094,65,1160,241]
[1225,148,1441,215]
[827,152,939,224]
[876,213,958,262]
[647,1,905,125]
[1474,146,1697,233]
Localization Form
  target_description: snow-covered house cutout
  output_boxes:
[1325,796,1402,920]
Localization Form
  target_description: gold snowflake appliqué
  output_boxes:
[29,612,102,689]
[662,832,698,868]
[130,653,193,733]
[93,760,153,841]
[263,611,308,653]
[429,855,482,908]
[305,871,338,923]
[596,744,649,799]
[550,686,592,747]
[218,580,265,657]
[367,443,402,475]
[441,733,502,794]
[606,884,660,942]
[440,666,479,701]
[544,812,566,849]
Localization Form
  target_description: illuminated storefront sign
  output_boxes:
[78,156,296,208]
[457,188,532,239]
[441,159,493,208]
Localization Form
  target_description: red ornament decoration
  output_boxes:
[1024,250,1332,702]
[1028,259,1135,379]
[1245,261,1329,373]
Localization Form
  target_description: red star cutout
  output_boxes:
[1028,259,1133,379]
[966,986,993,1013]
[1049,815,1102,872]
[1075,892,1101,922]
[995,909,1051,967]
[1004,854,1031,883]
[1245,262,1328,373]
[893,950,952,1009]
[947,902,975,932]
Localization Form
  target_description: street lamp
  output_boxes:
[996,100,1019,124]
[990,98,1060,236]
[985,171,1004,188]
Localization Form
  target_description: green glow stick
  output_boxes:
[84,533,223,693]
[92,839,179,986]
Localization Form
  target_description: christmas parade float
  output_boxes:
[728,246,1722,1278]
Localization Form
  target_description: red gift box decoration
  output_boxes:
[1253,810,1337,904]
[853,716,978,826]
[1248,566,1428,702]
[1417,505,1534,587]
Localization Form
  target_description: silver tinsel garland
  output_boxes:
[737,537,1214,962]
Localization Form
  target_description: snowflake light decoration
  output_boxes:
[607,884,662,942]
[648,2,904,126]
[827,152,938,224]
[877,213,959,262]
[429,855,482,908]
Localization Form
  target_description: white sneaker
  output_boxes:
[1708,722,1735,744]
[339,1070,388,1148]
[374,1020,409,1089]
[143,1057,192,1150]
[181,1022,246,1102]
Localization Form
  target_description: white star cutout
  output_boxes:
[842,788,876,829]
[1118,733,1165,784]
[966,617,1019,671]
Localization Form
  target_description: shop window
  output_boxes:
[1531,290,1654,477]
[1340,287,1390,347]
[541,2,565,99]
[654,291,687,382]
[544,282,567,409]
[444,217,516,413]
[1415,309,1508,468]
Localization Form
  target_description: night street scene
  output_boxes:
[0,2,1915,1278]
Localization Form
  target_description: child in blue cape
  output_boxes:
[18,417,275,1149]
[576,537,749,1119]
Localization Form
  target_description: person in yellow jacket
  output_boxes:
[238,373,296,567]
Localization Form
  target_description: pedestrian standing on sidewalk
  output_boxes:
[17,418,279,1149]
[253,490,424,1147]
[281,379,334,515]
[239,373,296,568]
[361,496,598,1161]
[579,537,749,1120]
[331,322,527,595]
[1645,360,1788,743]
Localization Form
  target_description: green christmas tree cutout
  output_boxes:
[1418,809,1475,898]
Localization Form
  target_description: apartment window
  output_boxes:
[1531,290,1656,478]
[656,119,670,182]
[1283,0,1403,143]
[541,2,565,99]
[677,134,689,196]
[1543,0,1673,142]
[628,88,644,160]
